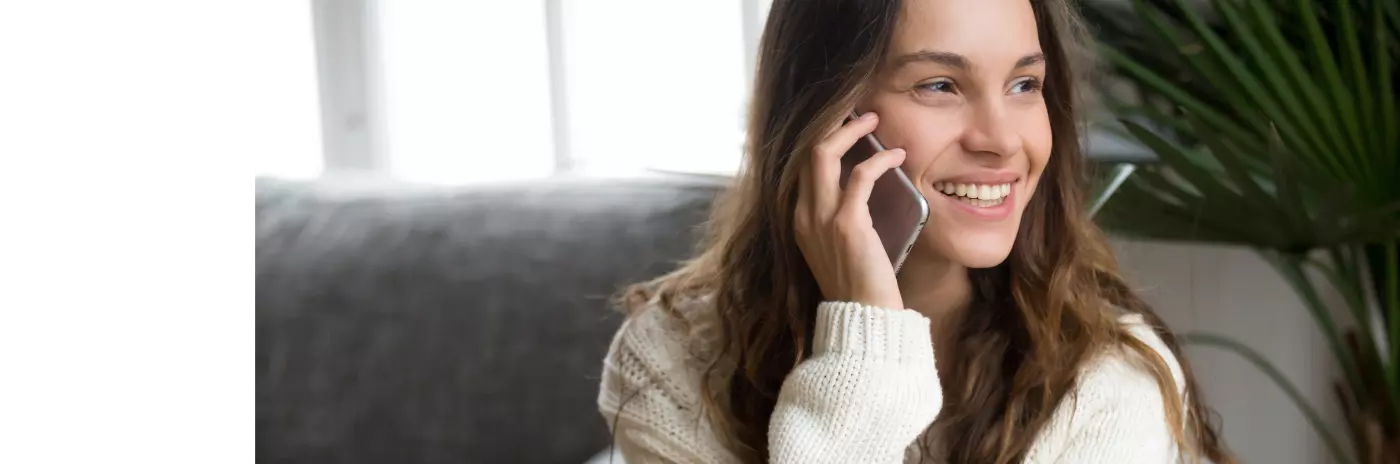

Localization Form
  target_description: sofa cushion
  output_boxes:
[256,175,722,463]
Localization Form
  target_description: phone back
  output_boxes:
[838,126,930,273]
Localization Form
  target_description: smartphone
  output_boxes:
[839,111,930,274]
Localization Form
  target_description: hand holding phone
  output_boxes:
[836,111,930,274]
[793,111,928,310]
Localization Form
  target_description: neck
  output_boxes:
[896,245,971,370]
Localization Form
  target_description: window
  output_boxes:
[279,1,766,185]
[559,1,747,176]
[376,1,555,184]
[247,0,323,179]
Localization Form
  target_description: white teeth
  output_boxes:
[933,182,1014,203]
[952,196,1006,208]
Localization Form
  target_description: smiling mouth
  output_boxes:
[932,181,1012,208]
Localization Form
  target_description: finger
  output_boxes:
[842,148,906,209]
[818,110,849,139]
[796,158,814,218]
[799,119,841,217]
[812,112,879,209]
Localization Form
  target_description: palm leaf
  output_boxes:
[1093,0,1399,248]
[1089,0,1400,458]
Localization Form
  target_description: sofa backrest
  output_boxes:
[256,175,722,463]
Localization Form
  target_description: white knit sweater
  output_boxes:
[597,298,1188,463]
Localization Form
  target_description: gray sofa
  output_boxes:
[255,175,723,463]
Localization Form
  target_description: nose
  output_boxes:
[959,102,1019,158]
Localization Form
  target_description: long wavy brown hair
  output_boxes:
[620,0,1232,462]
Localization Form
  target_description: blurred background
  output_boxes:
[255,1,1398,463]
[259,0,762,183]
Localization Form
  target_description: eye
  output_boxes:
[916,78,957,94]
[1009,77,1043,95]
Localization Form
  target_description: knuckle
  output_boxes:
[851,163,878,181]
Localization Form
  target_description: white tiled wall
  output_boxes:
[1112,239,1348,463]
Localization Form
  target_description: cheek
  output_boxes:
[877,113,964,172]
[1020,109,1053,187]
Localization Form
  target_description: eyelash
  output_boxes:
[915,77,1044,95]
[1011,77,1043,94]
[918,79,956,94]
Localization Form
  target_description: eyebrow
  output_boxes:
[893,50,1046,72]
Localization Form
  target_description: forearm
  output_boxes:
[768,301,942,463]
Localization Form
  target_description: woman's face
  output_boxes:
[859,0,1052,269]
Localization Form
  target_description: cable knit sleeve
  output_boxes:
[767,301,942,463]
[599,300,941,464]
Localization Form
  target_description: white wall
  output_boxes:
[1112,239,1347,464]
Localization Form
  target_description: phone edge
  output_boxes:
[888,167,929,275]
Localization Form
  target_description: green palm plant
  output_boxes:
[1085,0,1400,462]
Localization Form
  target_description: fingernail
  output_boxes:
[860,112,876,120]
[893,148,905,155]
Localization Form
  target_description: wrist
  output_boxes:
[812,301,932,362]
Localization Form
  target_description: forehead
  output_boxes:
[891,0,1042,65]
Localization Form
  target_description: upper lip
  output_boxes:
[933,172,1021,184]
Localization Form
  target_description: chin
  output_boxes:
[926,227,1018,269]
[951,244,1014,269]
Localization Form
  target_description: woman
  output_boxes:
[598,0,1232,462]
